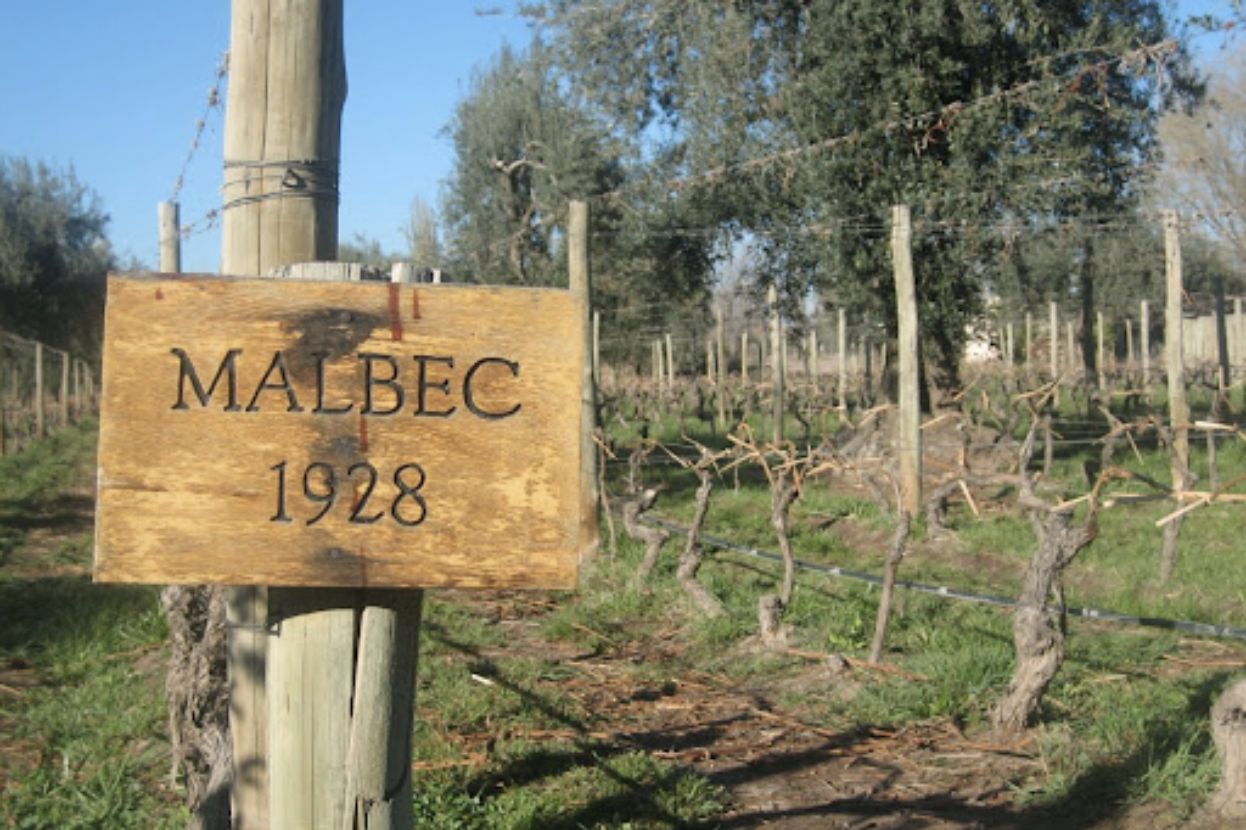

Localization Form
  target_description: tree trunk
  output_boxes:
[676,468,725,617]
[868,510,911,664]
[623,489,670,585]
[757,470,799,649]
[992,509,1094,735]
[1212,677,1246,819]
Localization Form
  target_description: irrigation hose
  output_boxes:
[640,514,1246,642]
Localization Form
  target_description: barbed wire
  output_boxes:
[169,50,229,205]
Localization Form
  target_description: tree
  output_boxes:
[336,231,394,269]
[527,0,1200,388]
[1156,42,1246,269]
[440,41,718,365]
[403,196,442,270]
[0,157,113,358]
[441,42,618,285]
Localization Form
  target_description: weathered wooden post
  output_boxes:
[1025,311,1033,381]
[715,306,727,430]
[891,205,921,515]
[1049,301,1059,406]
[58,350,69,429]
[740,330,749,385]
[34,341,44,439]
[160,201,181,273]
[592,309,601,392]
[1065,320,1076,381]
[1161,209,1189,584]
[665,332,675,390]
[1096,311,1106,393]
[1214,276,1230,408]
[768,284,783,443]
[218,2,351,824]
[1141,299,1151,392]
[1125,317,1135,382]
[1005,321,1015,375]
[569,200,599,562]
[837,308,847,411]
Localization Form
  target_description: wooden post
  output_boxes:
[1066,320,1076,379]
[1049,301,1059,406]
[1214,276,1230,407]
[1162,209,1189,584]
[652,340,661,390]
[34,341,44,439]
[806,329,817,391]
[1125,318,1135,381]
[664,332,675,389]
[219,4,420,828]
[1236,297,1245,402]
[1025,311,1033,380]
[592,309,601,392]
[1005,321,1015,373]
[740,330,749,385]
[715,306,727,430]
[1096,311,1106,392]
[891,205,921,515]
[58,350,69,428]
[768,284,783,443]
[1141,299,1151,391]
[159,201,181,273]
[569,200,598,563]
[837,308,847,411]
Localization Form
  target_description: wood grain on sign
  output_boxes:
[94,272,583,589]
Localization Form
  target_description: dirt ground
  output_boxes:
[431,592,1242,830]
[3,462,1240,829]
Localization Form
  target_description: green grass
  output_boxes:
[5,397,1246,826]
[0,420,187,829]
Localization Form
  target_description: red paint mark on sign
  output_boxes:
[155,289,164,300]
[358,413,370,453]
[411,288,421,321]
[387,283,404,341]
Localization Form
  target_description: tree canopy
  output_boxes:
[0,157,113,358]
[519,0,1200,383]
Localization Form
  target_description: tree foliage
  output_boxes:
[1156,42,1246,269]
[438,42,718,367]
[526,0,1200,385]
[0,157,113,358]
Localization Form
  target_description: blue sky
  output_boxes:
[0,2,533,273]
[0,2,1236,275]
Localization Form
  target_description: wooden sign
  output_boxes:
[94,273,583,589]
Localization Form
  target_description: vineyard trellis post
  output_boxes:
[665,332,675,390]
[768,283,783,442]
[217,3,424,828]
[1161,209,1189,585]
[1049,301,1059,407]
[1096,311,1106,392]
[569,199,599,562]
[1025,310,1033,382]
[740,330,749,385]
[34,340,44,439]
[57,350,69,429]
[891,205,921,515]
[1213,275,1229,408]
[160,200,181,273]
[1125,317,1135,383]
[1141,299,1151,393]
[837,307,847,411]
[715,306,727,430]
